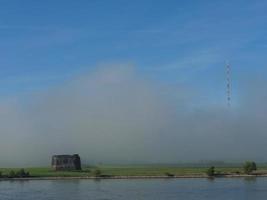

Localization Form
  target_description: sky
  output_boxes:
[0,0,267,166]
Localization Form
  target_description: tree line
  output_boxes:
[206,161,257,177]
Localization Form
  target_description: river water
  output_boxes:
[0,178,266,199]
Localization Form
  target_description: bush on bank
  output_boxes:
[4,169,31,178]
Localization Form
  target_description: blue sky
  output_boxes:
[1,0,267,105]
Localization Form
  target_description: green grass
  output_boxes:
[0,167,92,177]
[97,166,206,176]
[1,165,267,177]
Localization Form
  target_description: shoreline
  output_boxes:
[1,174,267,181]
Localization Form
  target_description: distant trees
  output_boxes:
[16,169,30,177]
[243,161,257,174]
[206,166,215,177]
[7,169,30,178]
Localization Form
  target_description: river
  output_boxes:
[0,178,266,199]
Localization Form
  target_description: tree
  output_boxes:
[93,169,102,177]
[16,169,30,177]
[243,161,257,174]
[8,170,15,178]
[16,169,26,177]
[206,166,215,177]
[251,162,257,171]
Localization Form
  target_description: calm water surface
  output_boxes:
[0,178,267,200]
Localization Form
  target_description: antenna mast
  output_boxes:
[226,62,231,107]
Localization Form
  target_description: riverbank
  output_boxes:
[1,174,267,181]
[1,165,267,180]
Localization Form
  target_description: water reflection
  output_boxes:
[243,177,257,183]
[0,178,267,200]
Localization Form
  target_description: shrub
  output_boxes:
[243,161,257,174]
[25,172,30,177]
[0,171,2,178]
[8,170,16,178]
[16,169,25,177]
[93,169,102,177]
[206,166,215,177]
[165,172,174,177]
[6,169,30,178]
[251,162,257,171]
[16,169,30,177]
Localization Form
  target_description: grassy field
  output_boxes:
[1,165,267,177]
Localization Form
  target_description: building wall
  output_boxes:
[51,154,81,170]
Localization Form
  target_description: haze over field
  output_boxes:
[0,65,266,167]
[1,0,267,167]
